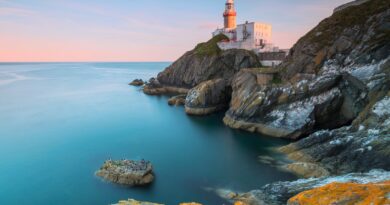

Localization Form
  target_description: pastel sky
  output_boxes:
[0,0,351,62]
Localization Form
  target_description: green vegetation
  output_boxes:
[194,34,229,56]
[271,74,282,84]
[301,0,389,47]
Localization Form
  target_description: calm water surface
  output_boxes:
[0,63,296,204]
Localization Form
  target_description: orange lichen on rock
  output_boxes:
[234,201,248,205]
[288,180,390,205]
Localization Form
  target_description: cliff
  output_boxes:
[279,0,389,79]
[224,0,390,139]
[143,34,261,95]
[136,0,390,203]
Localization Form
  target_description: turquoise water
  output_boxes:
[0,63,296,205]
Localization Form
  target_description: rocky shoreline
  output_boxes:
[127,0,390,204]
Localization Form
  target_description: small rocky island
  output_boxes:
[129,79,145,86]
[96,159,154,186]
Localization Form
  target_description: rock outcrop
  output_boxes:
[279,0,389,80]
[96,159,154,186]
[129,79,145,86]
[288,180,390,205]
[233,170,390,205]
[143,34,261,96]
[113,200,202,205]
[224,0,390,139]
[185,78,230,115]
[114,199,163,205]
[279,90,390,177]
[168,95,186,106]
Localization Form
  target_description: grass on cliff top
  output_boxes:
[194,34,229,56]
[301,0,389,46]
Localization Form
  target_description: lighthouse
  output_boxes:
[223,0,237,29]
[212,0,282,62]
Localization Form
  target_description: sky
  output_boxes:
[0,0,351,62]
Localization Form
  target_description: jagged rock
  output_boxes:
[233,170,390,205]
[279,91,390,176]
[279,0,390,80]
[168,95,186,106]
[284,162,330,178]
[143,78,189,95]
[287,180,390,205]
[185,78,230,115]
[223,0,390,139]
[143,34,261,95]
[224,69,360,139]
[129,79,145,86]
[96,159,154,186]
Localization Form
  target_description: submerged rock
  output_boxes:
[96,159,154,186]
[168,95,186,106]
[185,78,230,115]
[129,79,145,86]
[288,180,390,205]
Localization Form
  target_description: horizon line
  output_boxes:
[0,61,173,63]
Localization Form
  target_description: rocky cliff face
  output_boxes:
[279,0,389,80]
[224,1,390,204]
[136,1,390,203]
[224,0,390,140]
[233,170,390,205]
[143,34,261,96]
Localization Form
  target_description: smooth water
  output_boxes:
[0,63,296,205]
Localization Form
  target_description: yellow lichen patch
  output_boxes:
[179,203,202,205]
[234,201,248,205]
[288,180,390,205]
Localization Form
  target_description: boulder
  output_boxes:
[168,95,186,106]
[185,78,230,115]
[96,159,154,186]
[129,79,145,86]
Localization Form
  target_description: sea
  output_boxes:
[0,62,296,204]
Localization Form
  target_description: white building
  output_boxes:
[212,0,287,66]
